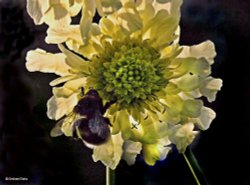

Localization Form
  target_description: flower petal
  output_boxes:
[171,73,200,91]
[169,122,198,153]
[191,107,216,130]
[199,77,223,102]
[49,75,78,86]
[26,49,71,76]
[142,136,171,166]
[171,58,211,78]
[117,6,143,34]
[43,3,71,27]
[116,110,133,140]
[96,0,122,16]
[52,77,87,97]
[92,132,124,169]
[46,25,83,45]
[178,41,216,65]
[47,93,78,120]
[122,140,142,165]
[69,0,83,16]
[26,0,50,25]
[58,44,90,74]
[182,99,203,118]
[80,0,96,44]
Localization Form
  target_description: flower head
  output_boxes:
[26,0,222,169]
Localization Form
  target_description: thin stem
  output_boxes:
[183,153,201,185]
[106,166,115,185]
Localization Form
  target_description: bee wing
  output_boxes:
[61,112,81,136]
[50,112,80,137]
[50,119,64,137]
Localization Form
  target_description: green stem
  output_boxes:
[183,153,201,185]
[106,167,115,185]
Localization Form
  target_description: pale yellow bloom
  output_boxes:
[26,0,222,169]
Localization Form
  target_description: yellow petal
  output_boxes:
[137,2,155,26]
[116,110,133,140]
[164,82,181,95]
[26,49,71,76]
[143,136,171,166]
[99,16,116,37]
[143,9,178,49]
[92,132,124,169]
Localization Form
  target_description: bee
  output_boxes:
[50,89,112,146]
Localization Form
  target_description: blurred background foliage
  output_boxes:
[0,0,249,185]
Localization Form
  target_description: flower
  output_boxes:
[26,0,222,169]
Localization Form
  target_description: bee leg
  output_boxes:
[104,118,112,127]
[103,100,116,114]
[80,87,84,96]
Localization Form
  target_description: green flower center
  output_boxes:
[89,40,168,109]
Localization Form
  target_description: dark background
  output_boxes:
[0,0,249,185]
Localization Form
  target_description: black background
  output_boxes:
[0,0,250,185]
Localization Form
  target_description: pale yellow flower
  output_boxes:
[26,0,222,169]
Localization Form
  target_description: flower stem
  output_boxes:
[106,167,115,185]
[183,147,210,185]
[183,153,201,185]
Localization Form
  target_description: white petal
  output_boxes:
[47,93,78,120]
[46,25,83,45]
[52,77,87,97]
[43,3,71,27]
[152,0,171,14]
[80,0,96,44]
[191,107,216,130]
[26,49,71,76]
[169,123,198,153]
[96,0,122,16]
[182,99,203,118]
[69,0,83,16]
[178,41,216,65]
[26,0,50,25]
[58,44,90,74]
[117,7,143,34]
[122,141,142,166]
[157,136,171,160]
[49,75,78,86]
[171,73,200,91]
[200,77,223,102]
[92,133,124,170]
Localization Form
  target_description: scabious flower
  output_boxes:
[26,0,222,169]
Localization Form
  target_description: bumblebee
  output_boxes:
[51,89,112,146]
